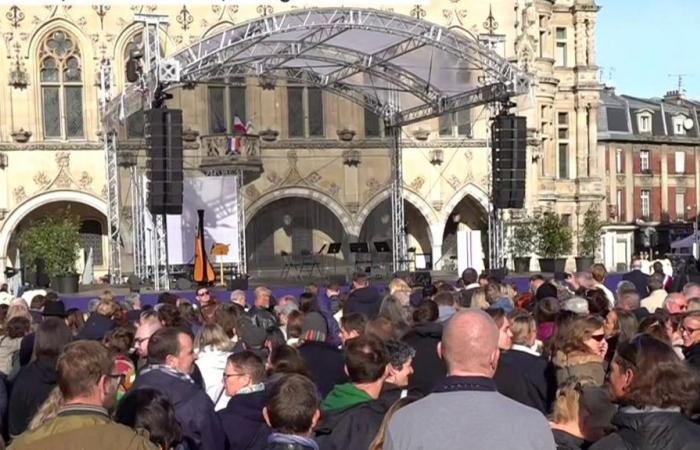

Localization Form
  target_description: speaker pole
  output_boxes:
[153,213,170,291]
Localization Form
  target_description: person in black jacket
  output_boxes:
[75,299,117,341]
[218,351,270,450]
[298,314,347,398]
[590,334,700,450]
[343,273,382,319]
[683,311,700,372]
[247,287,278,332]
[621,258,650,299]
[315,335,389,450]
[8,317,73,438]
[402,300,445,395]
[132,327,226,450]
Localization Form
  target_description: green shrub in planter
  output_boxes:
[18,213,81,277]
[579,205,604,257]
[535,211,573,259]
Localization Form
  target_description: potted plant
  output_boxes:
[576,205,604,271]
[509,218,534,273]
[18,213,81,294]
[534,210,573,273]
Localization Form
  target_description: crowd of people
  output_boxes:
[0,258,698,449]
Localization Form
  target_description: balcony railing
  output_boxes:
[198,133,262,178]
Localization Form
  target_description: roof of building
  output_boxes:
[598,87,700,144]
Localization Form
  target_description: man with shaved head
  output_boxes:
[384,310,556,450]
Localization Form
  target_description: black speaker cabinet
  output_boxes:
[147,108,184,215]
[492,114,527,210]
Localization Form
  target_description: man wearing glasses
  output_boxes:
[682,311,700,372]
[10,341,157,450]
[196,288,214,307]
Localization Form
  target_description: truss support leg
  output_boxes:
[104,131,122,283]
[153,214,170,291]
[236,170,247,276]
[390,126,407,272]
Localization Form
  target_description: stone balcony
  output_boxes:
[199,133,263,182]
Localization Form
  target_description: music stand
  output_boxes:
[327,243,342,274]
[350,243,371,273]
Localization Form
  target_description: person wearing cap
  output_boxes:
[217,350,270,449]
[343,272,382,319]
[298,311,347,398]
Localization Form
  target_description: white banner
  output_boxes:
[166,175,240,265]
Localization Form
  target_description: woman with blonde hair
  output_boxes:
[552,316,607,386]
[369,396,417,450]
[388,278,410,295]
[195,322,234,411]
[6,303,31,323]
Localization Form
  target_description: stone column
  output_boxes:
[574,16,587,66]
[575,103,588,178]
[587,104,599,177]
[586,17,596,66]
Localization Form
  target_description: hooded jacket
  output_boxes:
[8,357,58,437]
[552,351,605,386]
[315,388,384,450]
[402,322,445,395]
[218,389,270,450]
[132,367,226,450]
[343,287,381,319]
[589,408,700,450]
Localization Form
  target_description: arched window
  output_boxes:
[125,31,145,138]
[39,30,84,139]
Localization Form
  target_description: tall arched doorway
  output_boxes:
[441,195,489,270]
[359,199,432,269]
[245,197,348,271]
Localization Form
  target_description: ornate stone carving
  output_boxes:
[430,149,444,165]
[410,176,425,192]
[11,129,31,143]
[78,172,93,191]
[307,171,321,184]
[13,186,26,204]
[6,6,24,29]
[365,178,382,198]
[342,149,361,167]
[259,129,279,142]
[336,128,356,142]
[346,202,360,214]
[413,128,430,141]
[56,152,70,168]
[328,182,340,198]
[431,200,443,212]
[177,5,194,31]
[100,184,108,200]
[447,175,461,190]
[33,171,50,188]
[245,185,261,201]
[266,171,281,185]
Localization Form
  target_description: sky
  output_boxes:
[597,0,700,99]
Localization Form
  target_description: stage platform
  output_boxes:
[53,270,624,312]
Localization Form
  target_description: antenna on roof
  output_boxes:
[668,73,689,94]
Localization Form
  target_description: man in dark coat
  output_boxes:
[246,287,278,332]
[622,258,651,298]
[218,351,270,450]
[342,273,381,319]
[132,327,226,450]
[402,320,445,395]
[683,311,700,371]
[298,314,347,397]
[315,335,389,450]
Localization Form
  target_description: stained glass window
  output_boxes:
[39,30,84,139]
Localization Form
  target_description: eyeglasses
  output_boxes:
[197,290,210,296]
[134,337,150,345]
[681,324,700,335]
[223,372,247,380]
[590,334,606,342]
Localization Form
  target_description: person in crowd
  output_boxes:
[8,318,73,437]
[247,287,278,332]
[682,311,700,371]
[263,374,321,450]
[458,268,480,291]
[378,295,410,335]
[315,335,389,450]
[590,264,614,308]
[591,335,700,449]
[402,299,444,395]
[615,280,637,300]
[343,273,382,319]
[0,316,30,376]
[688,297,700,312]
[156,293,178,307]
[369,397,417,450]
[65,308,86,335]
[339,313,366,344]
[132,327,226,450]
[298,313,346,397]
[552,316,607,386]
[616,289,640,310]
[433,292,456,323]
[365,317,399,342]
[267,345,311,385]
[299,293,341,347]
[663,292,688,314]
[103,327,136,402]
[562,297,589,316]
[196,323,235,411]
[134,315,163,364]
[603,308,638,363]
[641,273,667,313]
[9,341,157,450]
[652,261,672,291]
[214,303,243,341]
[683,282,700,301]
[285,310,304,346]
[584,289,610,317]
[535,297,560,343]
[230,290,248,311]
[549,377,607,450]
[384,310,556,449]
[623,258,650,298]
[18,300,67,367]
[76,299,118,341]
[275,302,299,341]
[323,283,342,315]
[115,388,184,450]
[195,287,214,307]
[377,340,419,408]
[218,351,269,450]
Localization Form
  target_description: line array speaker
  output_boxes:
[491,114,527,210]
[147,108,183,215]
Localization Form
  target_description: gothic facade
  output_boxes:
[0,1,601,281]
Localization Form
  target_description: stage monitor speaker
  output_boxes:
[492,114,527,210]
[147,108,184,215]
[227,277,249,291]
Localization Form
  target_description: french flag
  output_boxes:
[227,115,247,155]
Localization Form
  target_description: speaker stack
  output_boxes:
[491,114,527,210]
[146,108,184,215]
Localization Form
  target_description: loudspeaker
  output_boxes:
[492,114,527,209]
[147,108,183,215]
[227,277,249,291]
[411,270,432,288]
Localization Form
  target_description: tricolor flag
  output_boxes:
[227,115,247,156]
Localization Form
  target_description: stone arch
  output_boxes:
[442,183,490,223]
[356,187,440,232]
[245,187,353,237]
[26,18,94,61]
[0,190,108,280]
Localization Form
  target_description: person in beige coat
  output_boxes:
[552,315,607,386]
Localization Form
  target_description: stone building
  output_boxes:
[599,87,700,270]
[0,0,601,282]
